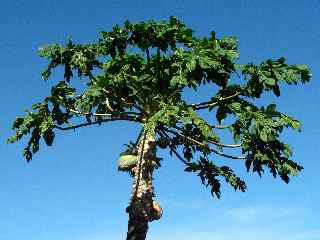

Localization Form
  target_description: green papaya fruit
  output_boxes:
[118,154,138,171]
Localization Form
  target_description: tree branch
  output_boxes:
[162,127,245,160]
[105,97,115,112]
[208,140,241,148]
[189,92,241,110]
[212,124,231,129]
[178,122,231,130]
[170,146,191,165]
[67,107,140,118]
[54,115,141,131]
[171,126,240,148]
[68,108,113,117]
[159,131,190,165]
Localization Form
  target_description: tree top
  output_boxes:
[8,16,311,198]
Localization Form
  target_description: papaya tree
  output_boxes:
[8,17,311,240]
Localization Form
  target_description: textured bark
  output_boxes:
[126,129,159,240]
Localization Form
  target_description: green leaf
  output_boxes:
[43,130,55,146]
[229,102,241,112]
[266,104,276,113]
[186,59,197,72]
[264,77,276,86]
[216,106,228,123]
[291,120,301,130]
[259,130,268,142]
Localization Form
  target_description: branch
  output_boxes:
[159,131,190,165]
[67,107,140,118]
[170,146,190,165]
[209,149,245,159]
[189,92,241,110]
[212,124,231,129]
[104,97,115,112]
[68,108,112,117]
[208,140,241,148]
[171,126,240,148]
[173,123,230,132]
[54,115,141,131]
[162,127,245,160]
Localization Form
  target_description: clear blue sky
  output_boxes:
[1,1,319,239]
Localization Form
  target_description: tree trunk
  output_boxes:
[125,129,160,240]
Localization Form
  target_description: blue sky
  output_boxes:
[0,1,319,239]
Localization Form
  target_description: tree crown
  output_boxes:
[8,17,311,198]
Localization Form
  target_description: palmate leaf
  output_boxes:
[8,16,310,199]
[185,157,246,198]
